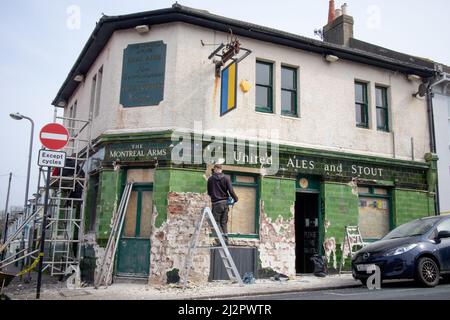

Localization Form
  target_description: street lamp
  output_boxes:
[9,112,34,272]
[9,113,34,212]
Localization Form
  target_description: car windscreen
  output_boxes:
[383,218,440,240]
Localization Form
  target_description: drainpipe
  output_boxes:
[426,85,440,216]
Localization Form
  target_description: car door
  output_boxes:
[436,219,450,271]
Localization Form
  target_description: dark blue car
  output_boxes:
[352,215,450,287]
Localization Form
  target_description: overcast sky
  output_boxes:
[0,0,449,210]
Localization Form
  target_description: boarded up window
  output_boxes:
[123,189,153,238]
[235,175,255,184]
[123,191,138,237]
[358,197,390,239]
[127,169,155,183]
[227,186,257,235]
[140,191,153,238]
[358,187,370,194]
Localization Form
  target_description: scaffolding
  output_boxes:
[0,108,92,285]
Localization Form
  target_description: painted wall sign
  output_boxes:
[102,139,428,189]
[285,157,385,178]
[120,41,167,107]
[105,142,171,162]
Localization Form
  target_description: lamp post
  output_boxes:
[9,112,34,271]
[9,113,34,211]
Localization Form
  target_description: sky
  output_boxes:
[0,0,449,211]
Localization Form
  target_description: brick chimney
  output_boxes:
[323,2,354,47]
[328,0,336,23]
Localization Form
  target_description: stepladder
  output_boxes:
[183,207,244,289]
[94,182,134,288]
[339,225,366,274]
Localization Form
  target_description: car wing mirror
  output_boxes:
[437,230,450,239]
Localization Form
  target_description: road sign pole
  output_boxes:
[36,167,51,299]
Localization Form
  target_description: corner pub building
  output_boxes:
[52,4,439,284]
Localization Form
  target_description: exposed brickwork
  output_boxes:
[149,192,211,285]
[258,199,296,277]
[153,169,206,228]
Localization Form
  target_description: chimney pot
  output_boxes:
[335,9,342,17]
[341,3,348,15]
[328,0,336,23]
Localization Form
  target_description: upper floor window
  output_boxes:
[89,75,97,118]
[376,86,389,132]
[89,66,103,119]
[256,61,273,113]
[281,66,298,117]
[68,101,77,147]
[355,82,369,128]
[94,67,103,117]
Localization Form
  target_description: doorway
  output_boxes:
[295,192,320,274]
[116,184,153,278]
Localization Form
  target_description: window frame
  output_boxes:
[255,60,274,114]
[376,86,390,132]
[223,172,260,239]
[357,186,393,242]
[89,75,97,118]
[94,66,103,118]
[355,81,369,129]
[281,65,298,117]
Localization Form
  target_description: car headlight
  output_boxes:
[384,244,418,257]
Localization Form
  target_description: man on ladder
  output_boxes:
[207,164,238,245]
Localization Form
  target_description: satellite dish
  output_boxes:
[417,83,427,97]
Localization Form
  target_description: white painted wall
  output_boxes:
[433,85,450,213]
[63,22,431,162]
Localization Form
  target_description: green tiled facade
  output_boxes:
[393,189,435,226]
[260,177,296,221]
[88,132,437,274]
[96,170,121,243]
[323,183,359,243]
[154,168,206,228]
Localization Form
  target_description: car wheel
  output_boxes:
[416,257,440,287]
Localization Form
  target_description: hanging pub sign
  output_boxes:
[220,62,238,116]
[120,41,167,107]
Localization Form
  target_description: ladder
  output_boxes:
[339,226,366,274]
[94,182,134,288]
[183,207,243,289]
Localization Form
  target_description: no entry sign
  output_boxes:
[39,123,69,150]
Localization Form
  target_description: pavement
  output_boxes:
[2,273,361,300]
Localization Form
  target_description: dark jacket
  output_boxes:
[207,173,238,204]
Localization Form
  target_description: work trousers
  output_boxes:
[211,201,229,237]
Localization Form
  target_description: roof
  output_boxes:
[52,3,437,106]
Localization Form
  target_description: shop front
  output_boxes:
[82,132,437,283]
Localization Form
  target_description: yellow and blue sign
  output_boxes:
[220,62,237,116]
